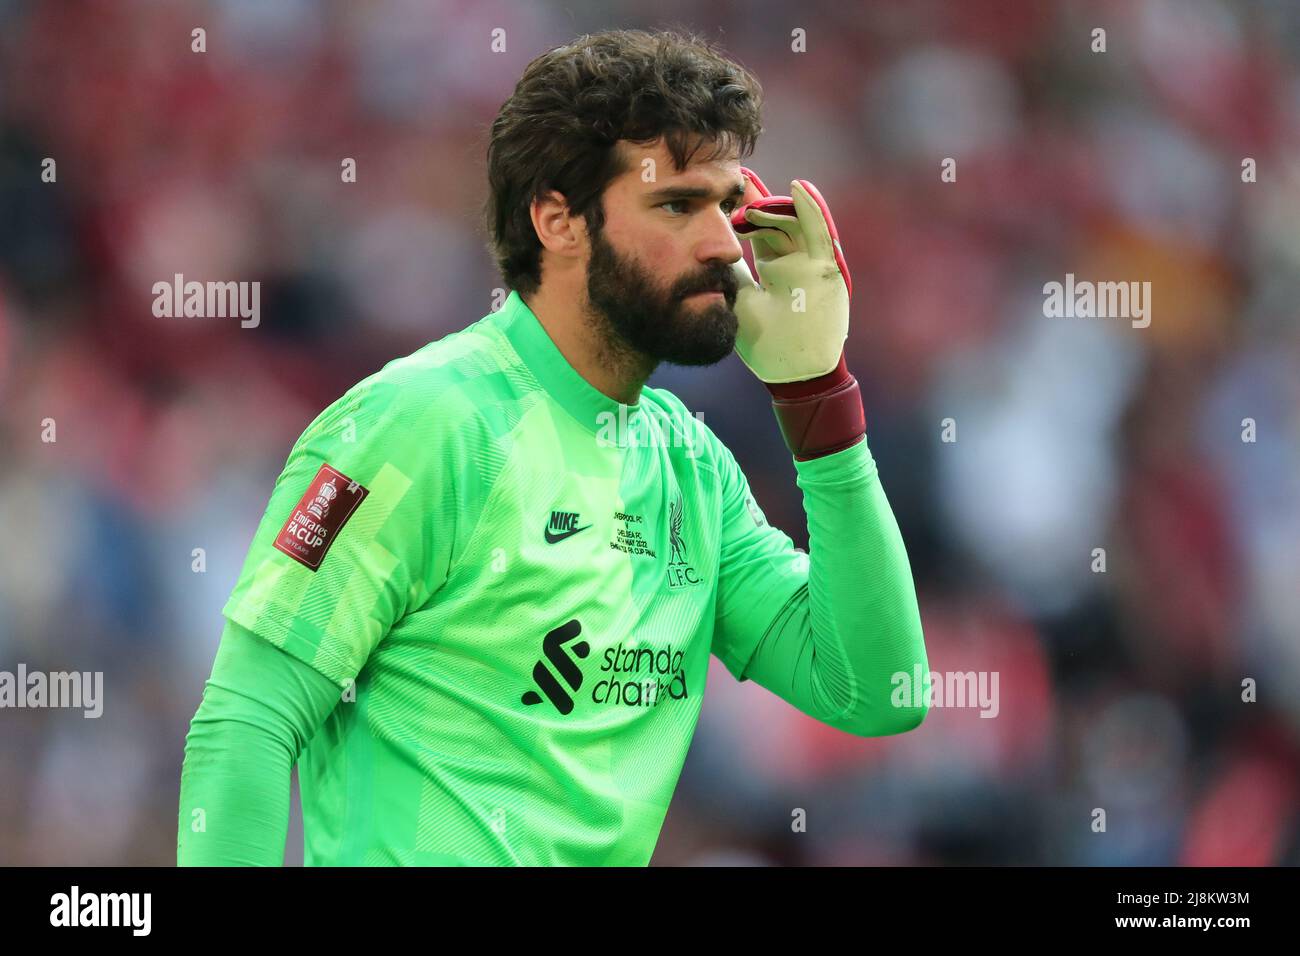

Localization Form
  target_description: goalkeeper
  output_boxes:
[177,28,929,867]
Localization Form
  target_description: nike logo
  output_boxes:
[544,524,592,543]
[545,510,591,544]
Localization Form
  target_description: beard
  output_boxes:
[583,225,740,370]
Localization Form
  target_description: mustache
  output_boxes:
[674,266,738,300]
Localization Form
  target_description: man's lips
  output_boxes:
[684,283,733,298]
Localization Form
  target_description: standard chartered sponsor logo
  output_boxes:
[520,621,691,713]
[521,619,589,715]
[592,644,689,708]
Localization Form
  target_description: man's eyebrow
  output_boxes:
[644,181,747,202]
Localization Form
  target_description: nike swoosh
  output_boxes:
[544,524,592,544]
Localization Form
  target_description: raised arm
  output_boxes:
[712,167,929,735]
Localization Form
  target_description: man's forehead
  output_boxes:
[614,138,742,190]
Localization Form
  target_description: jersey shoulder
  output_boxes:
[346,312,523,415]
[296,311,535,456]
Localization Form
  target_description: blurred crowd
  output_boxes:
[1,0,1297,865]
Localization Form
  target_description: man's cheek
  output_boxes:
[614,223,675,274]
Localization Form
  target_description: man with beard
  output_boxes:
[178,28,929,867]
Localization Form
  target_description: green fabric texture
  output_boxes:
[177,619,340,865]
[176,291,928,866]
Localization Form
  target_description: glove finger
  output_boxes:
[741,202,803,252]
[739,220,797,259]
[791,180,852,298]
[730,196,794,234]
[743,206,799,233]
[789,181,837,262]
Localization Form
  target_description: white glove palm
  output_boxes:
[729,172,853,384]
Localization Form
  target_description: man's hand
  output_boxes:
[729,167,853,385]
[727,168,865,461]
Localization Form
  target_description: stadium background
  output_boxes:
[1,0,1297,865]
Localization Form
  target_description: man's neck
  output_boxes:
[521,286,655,406]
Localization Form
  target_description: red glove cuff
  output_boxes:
[764,353,866,461]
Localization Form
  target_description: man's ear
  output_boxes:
[530,189,586,260]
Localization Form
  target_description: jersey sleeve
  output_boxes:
[222,374,456,686]
[730,437,930,736]
[177,618,342,866]
[708,434,810,682]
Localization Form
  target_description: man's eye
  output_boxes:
[659,198,737,216]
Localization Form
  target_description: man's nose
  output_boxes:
[697,205,745,264]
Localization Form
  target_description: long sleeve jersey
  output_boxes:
[177,290,928,866]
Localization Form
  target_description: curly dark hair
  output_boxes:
[484,28,764,296]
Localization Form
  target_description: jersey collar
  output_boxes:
[494,290,643,435]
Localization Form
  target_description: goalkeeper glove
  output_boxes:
[729,167,865,460]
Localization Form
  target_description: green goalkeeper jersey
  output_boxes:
[220,290,812,866]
